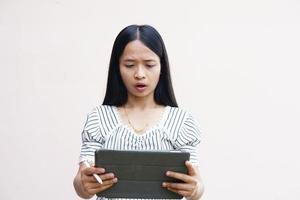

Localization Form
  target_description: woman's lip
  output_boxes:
[135,83,147,87]
[135,85,147,92]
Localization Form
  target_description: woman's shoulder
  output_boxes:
[162,106,194,132]
[164,106,200,130]
[86,104,119,130]
[166,106,196,121]
[88,104,115,114]
[164,106,201,145]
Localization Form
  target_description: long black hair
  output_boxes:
[102,24,178,107]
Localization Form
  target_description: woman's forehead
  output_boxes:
[120,40,159,61]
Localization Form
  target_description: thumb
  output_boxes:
[185,160,196,176]
[81,161,97,175]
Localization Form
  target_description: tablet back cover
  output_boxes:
[95,150,190,199]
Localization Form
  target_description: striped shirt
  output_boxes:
[79,105,201,200]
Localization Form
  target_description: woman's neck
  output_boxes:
[125,95,158,110]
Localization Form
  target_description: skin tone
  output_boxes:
[118,40,165,132]
[73,40,204,199]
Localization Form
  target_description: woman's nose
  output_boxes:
[134,66,146,79]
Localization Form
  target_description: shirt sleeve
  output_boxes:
[174,112,201,165]
[79,108,104,164]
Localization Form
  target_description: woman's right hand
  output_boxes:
[80,163,118,196]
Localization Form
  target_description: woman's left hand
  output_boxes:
[162,161,204,200]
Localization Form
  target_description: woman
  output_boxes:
[73,24,204,200]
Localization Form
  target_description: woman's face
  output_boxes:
[119,40,161,99]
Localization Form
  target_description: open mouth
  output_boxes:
[135,83,147,91]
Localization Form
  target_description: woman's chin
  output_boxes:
[128,91,154,99]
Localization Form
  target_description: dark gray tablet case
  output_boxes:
[95,149,190,199]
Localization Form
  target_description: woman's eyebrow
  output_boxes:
[123,58,156,62]
[123,58,135,62]
[144,59,157,62]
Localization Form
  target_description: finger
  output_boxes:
[83,172,115,185]
[100,173,115,181]
[80,161,106,174]
[94,167,106,174]
[166,171,195,183]
[88,183,114,194]
[83,174,100,183]
[185,161,197,176]
[166,187,178,194]
[86,177,118,189]
[166,187,191,197]
[83,166,105,175]
[88,178,117,189]
[100,177,118,186]
[162,182,193,191]
[89,174,117,186]
[90,163,106,172]
[177,190,191,197]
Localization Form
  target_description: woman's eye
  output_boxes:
[146,64,155,68]
[125,64,134,68]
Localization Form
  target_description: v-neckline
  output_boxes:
[112,105,170,137]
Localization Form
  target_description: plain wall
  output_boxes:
[1,0,300,199]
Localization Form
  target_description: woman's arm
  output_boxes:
[73,163,118,199]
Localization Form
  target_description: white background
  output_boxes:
[1,0,299,199]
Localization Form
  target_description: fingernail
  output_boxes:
[166,171,170,176]
[162,182,166,187]
[113,178,118,183]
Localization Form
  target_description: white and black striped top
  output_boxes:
[79,105,201,200]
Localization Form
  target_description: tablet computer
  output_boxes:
[95,149,190,199]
